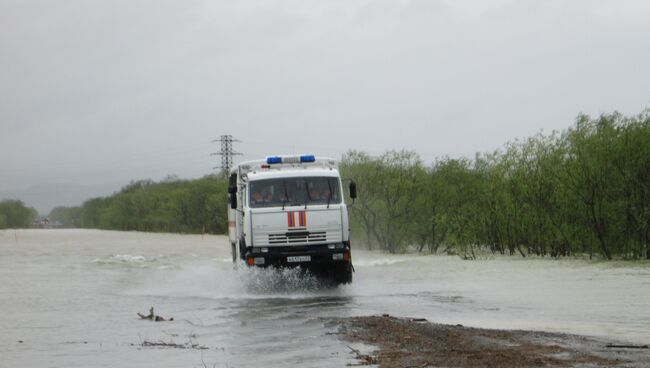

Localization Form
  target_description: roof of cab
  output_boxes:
[246,167,340,181]
[230,156,339,176]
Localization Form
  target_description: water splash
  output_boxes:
[126,260,344,301]
[92,254,148,264]
[353,258,407,267]
[236,266,335,294]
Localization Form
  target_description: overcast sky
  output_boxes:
[2,0,650,211]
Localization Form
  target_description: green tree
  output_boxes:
[78,175,228,234]
[48,206,82,226]
[0,199,38,229]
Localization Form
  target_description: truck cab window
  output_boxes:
[249,177,341,208]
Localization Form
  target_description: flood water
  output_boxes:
[1,229,649,367]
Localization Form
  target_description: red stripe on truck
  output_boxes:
[299,211,306,227]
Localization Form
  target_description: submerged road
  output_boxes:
[1,229,649,367]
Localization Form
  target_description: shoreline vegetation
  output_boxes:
[49,176,229,234]
[0,200,38,229]
[341,109,650,260]
[4,109,650,260]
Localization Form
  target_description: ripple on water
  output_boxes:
[91,254,179,270]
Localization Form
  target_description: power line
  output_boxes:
[211,135,242,175]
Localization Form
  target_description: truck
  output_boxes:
[227,154,357,284]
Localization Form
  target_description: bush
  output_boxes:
[342,109,650,259]
[0,199,38,229]
[78,175,228,234]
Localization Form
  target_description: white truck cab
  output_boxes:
[227,154,356,284]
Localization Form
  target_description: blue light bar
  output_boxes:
[267,156,282,164]
[300,155,316,163]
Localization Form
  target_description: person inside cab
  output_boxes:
[251,189,264,204]
[309,183,321,201]
[251,183,274,205]
[270,182,286,204]
[320,186,332,201]
[307,179,331,203]
[262,188,273,203]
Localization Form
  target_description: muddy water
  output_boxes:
[1,229,649,367]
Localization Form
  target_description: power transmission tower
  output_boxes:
[211,135,242,175]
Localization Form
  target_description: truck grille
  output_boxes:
[268,231,327,244]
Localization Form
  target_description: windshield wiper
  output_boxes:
[304,182,311,209]
[282,180,288,211]
[326,179,333,209]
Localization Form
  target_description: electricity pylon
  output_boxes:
[211,135,242,176]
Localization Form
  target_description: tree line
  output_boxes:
[341,110,650,259]
[50,175,229,234]
[42,109,650,260]
[0,200,38,229]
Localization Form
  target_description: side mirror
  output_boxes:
[349,181,357,199]
[229,193,237,209]
[228,185,237,194]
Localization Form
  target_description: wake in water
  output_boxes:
[91,254,178,269]
[92,254,148,264]
[123,258,347,301]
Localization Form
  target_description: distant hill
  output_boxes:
[0,182,127,215]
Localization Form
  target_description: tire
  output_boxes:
[333,263,353,285]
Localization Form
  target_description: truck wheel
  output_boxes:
[334,263,353,285]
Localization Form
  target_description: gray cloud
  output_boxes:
[1,0,650,211]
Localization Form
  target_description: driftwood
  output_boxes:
[137,307,173,322]
[143,340,185,348]
[346,345,378,366]
[140,340,208,350]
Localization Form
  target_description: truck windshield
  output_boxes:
[249,177,342,208]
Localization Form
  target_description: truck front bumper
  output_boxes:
[244,242,351,268]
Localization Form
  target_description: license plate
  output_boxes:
[287,255,311,263]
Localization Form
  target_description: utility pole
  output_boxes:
[211,135,242,176]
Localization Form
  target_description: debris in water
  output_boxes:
[137,307,173,322]
[346,345,378,366]
[139,340,208,350]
